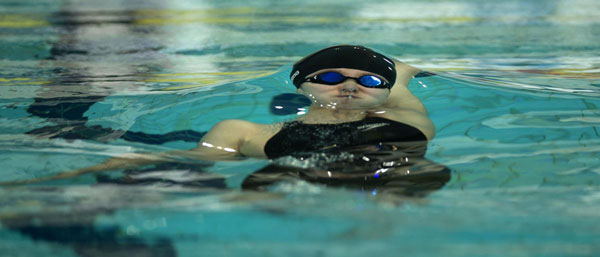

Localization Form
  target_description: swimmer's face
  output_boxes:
[297,68,390,110]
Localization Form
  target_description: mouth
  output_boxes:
[336,95,358,99]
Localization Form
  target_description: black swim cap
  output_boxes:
[290,45,396,88]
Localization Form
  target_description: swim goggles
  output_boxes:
[303,71,391,89]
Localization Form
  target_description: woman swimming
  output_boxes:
[4,45,449,195]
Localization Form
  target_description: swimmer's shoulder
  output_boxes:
[199,119,259,147]
[209,119,260,134]
[198,119,279,159]
[214,119,286,159]
[209,119,280,140]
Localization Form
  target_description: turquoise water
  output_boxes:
[1,0,600,256]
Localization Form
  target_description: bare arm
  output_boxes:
[0,120,257,186]
[385,60,426,114]
[188,119,258,160]
[381,60,436,140]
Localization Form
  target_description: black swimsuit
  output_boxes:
[245,118,449,196]
[264,117,427,159]
[245,73,450,195]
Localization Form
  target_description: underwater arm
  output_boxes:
[0,153,171,186]
[0,120,254,186]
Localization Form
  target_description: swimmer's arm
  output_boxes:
[383,60,436,140]
[188,119,258,160]
[385,60,426,114]
[78,120,255,173]
[66,120,256,174]
[0,153,176,186]
[0,120,254,186]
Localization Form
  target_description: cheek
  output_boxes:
[363,89,390,100]
[301,85,332,98]
[379,92,391,100]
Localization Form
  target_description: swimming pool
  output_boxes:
[1,0,599,256]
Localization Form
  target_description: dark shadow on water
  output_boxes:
[1,161,222,257]
[242,162,450,197]
[25,92,310,144]
[8,222,177,257]
[26,123,207,145]
[242,143,451,198]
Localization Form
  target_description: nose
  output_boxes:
[340,79,359,93]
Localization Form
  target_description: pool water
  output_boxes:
[1,0,599,256]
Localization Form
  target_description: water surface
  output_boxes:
[1,0,599,256]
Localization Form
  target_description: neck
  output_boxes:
[298,105,369,123]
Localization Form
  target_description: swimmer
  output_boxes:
[198,45,433,159]
[3,45,447,194]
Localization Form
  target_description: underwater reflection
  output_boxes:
[0,142,449,256]
[0,161,223,256]
[243,142,450,197]
[3,216,177,257]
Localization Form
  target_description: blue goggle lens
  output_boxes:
[359,76,382,87]
[317,72,345,83]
